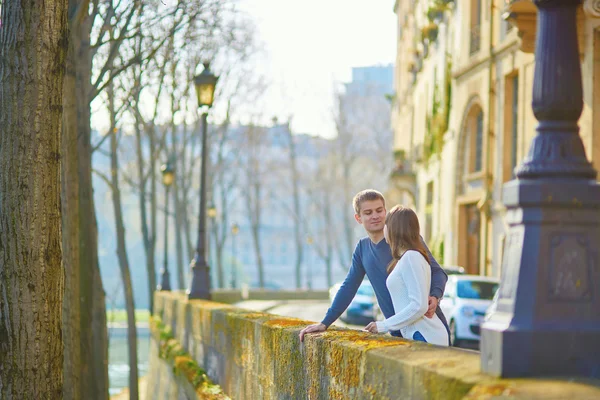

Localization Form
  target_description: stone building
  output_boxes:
[389,0,600,276]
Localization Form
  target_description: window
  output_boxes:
[501,19,514,41]
[425,181,434,242]
[510,75,519,175]
[457,280,499,300]
[470,0,482,54]
[503,74,519,182]
[474,111,483,171]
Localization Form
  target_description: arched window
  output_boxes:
[456,101,485,197]
[474,110,483,172]
[465,106,484,174]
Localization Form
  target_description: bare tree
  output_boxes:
[306,151,337,288]
[94,77,140,399]
[273,120,305,289]
[240,123,268,288]
[331,84,393,268]
[0,0,68,397]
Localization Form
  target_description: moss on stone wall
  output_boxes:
[151,292,600,400]
[149,316,230,399]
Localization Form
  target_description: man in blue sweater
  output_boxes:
[299,189,449,341]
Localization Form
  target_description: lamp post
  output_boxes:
[230,223,239,289]
[207,202,218,287]
[158,161,175,291]
[480,0,600,378]
[188,62,219,299]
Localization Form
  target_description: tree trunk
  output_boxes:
[284,125,304,289]
[109,89,139,400]
[171,118,185,290]
[250,181,264,288]
[0,1,67,397]
[323,191,334,288]
[76,10,109,396]
[133,84,156,311]
[61,14,82,397]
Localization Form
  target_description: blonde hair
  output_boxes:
[352,189,385,214]
[385,205,430,273]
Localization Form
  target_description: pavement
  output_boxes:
[233,299,363,330]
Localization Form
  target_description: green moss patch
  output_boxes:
[150,316,230,399]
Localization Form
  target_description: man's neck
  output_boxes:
[367,230,385,244]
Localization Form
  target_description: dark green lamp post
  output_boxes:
[188,62,218,299]
[158,161,174,291]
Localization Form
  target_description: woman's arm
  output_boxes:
[375,252,429,333]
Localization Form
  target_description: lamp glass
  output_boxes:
[231,224,239,235]
[207,207,217,218]
[196,84,215,108]
[162,171,174,186]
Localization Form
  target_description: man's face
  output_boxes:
[355,199,386,234]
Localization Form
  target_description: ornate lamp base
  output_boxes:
[481,179,600,378]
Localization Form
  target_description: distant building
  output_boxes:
[344,64,394,96]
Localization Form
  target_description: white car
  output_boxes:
[440,275,499,347]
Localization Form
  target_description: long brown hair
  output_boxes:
[386,205,430,273]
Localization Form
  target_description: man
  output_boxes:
[299,189,449,342]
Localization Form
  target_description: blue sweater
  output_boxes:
[322,237,449,335]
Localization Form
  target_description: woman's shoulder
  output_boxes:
[403,250,426,260]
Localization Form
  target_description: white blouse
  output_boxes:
[375,250,449,346]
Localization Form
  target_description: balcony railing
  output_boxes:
[470,25,481,55]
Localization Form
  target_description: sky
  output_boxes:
[89,0,397,139]
[237,0,397,138]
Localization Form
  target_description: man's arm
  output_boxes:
[299,242,365,341]
[420,236,448,299]
[320,258,365,327]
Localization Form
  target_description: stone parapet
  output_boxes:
[146,292,600,399]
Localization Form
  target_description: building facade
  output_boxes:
[390,0,600,276]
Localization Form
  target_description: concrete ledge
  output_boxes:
[148,292,600,399]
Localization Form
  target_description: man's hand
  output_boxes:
[299,323,327,342]
[364,322,378,333]
[425,296,439,318]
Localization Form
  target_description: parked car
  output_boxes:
[329,280,377,326]
[443,265,466,275]
[439,275,499,347]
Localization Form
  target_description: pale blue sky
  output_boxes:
[90,1,397,138]
[238,0,397,137]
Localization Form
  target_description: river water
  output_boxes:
[108,326,151,396]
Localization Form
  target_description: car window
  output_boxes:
[357,284,374,296]
[456,281,498,300]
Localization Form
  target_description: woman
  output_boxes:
[364,205,449,346]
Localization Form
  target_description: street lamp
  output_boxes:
[480,0,600,379]
[158,161,175,291]
[230,223,240,289]
[207,203,217,219]
[188,62,219,300]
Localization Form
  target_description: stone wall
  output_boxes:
[147,292,600,399]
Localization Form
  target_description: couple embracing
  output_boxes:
[299,189,450,346]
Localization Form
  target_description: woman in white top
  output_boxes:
[364,205,449,346]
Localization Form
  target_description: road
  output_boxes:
[233,300,364,330]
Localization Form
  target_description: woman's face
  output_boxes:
[383,224,389,244]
